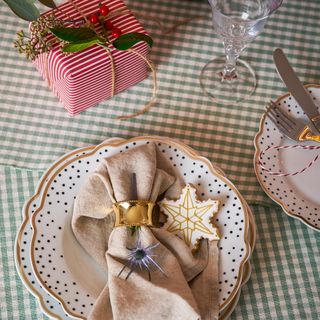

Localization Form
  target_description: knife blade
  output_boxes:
[273,48,320,134]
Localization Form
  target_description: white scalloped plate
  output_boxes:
[17,193,255,320]
[16,136,254,319]
[254,85,320,231]
[15,138,122,319]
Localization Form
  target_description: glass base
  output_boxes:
[200,57,256,104]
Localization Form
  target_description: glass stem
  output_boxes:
[222,40,245,80]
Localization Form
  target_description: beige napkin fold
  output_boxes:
[72,143,219,320]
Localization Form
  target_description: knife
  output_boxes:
[273,48,320,134]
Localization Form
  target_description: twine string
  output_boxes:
[44,52,52,88]
[45,1,206,119]
[107,7,130,19]
[116,48,157,120]
[101,46,116,97]
[257,144,320,177]
[66,0,158,119]
[134,13,208,35]
[68,0,89,23]
[108,49,116,98]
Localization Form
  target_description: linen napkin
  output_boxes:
[72,143,219,320]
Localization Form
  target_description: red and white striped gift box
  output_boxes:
[34,0,150,116]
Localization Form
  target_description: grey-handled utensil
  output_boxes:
[273,48,320,134]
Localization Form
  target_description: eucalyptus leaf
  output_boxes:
[50,27,98,42]
[63,37,102,53]
[38,0,56,9]
[112,33,153,51]
[4,0,40,21]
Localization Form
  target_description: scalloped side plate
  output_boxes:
[254,85,320,231]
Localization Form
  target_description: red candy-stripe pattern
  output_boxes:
[33,0,149,115]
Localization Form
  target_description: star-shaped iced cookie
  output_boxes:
[159,184,220,251]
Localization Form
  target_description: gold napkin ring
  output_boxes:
[113,200,155,227]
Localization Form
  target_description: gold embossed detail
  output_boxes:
[159,184,220,251]
[299,126,320,142]
[113,200,155,227]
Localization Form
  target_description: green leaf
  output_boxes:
[50,27,98,42]
[4,0,40,21]
[62,37,102,53]
[38,0,56,9]
[112,33,153,51]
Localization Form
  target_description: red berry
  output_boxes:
[105,20,114,30]
[111,27,121,38]
[99,5,110,16]
[89,14,99,24]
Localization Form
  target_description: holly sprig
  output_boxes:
[50,27,153,53]
[49,3,153,53]
[14,2,153,60]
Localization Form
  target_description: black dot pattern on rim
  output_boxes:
[257,89,320,229]
[19,148,94,318]
[30,139,248,317]
[19,198,73,318]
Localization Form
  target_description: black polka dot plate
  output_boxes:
[16,136,255,319]
[15,141,98,320]
[254,85,320,231]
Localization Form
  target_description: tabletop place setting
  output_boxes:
[1,0,319,319]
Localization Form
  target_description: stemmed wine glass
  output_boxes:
[200,0,282,104]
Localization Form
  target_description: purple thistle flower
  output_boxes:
[117,239,167,281]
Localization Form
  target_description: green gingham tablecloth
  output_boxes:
[0,0,319,319]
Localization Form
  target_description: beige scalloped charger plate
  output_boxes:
[254,85,320,231]
[15,136,255,319]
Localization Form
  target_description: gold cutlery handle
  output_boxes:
[299,127,320,143]
[305,132,320,142]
